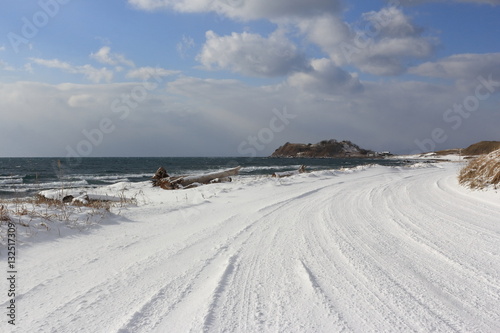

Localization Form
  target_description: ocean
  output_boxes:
[0,157,408,198]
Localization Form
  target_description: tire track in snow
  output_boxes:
[382,169,500,330]
[297,260,348,332]
[131,197,289,332]
[202,255,238,332]
[116,212,268,332]
[321,166,500,332]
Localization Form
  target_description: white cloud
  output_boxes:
[409,53,500,80]
[129,1,436,76]
[197,30,309,77]
[31,58,73,71]
[333,7,436,75]
[213,0,342,20]
[128,0,343,20]
[362,6,422,38]
[297,13,351,49]
[287,58,363,95]
[165,75,500,155]
[30,58,114,83]
[351,37,434,75]
[79,64,115,83]
[68,94,94,108]
[289,7,436,76]
[126,67,180,80]
[1,73,499,157]
[90,46,135,67]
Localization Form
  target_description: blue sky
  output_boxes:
[1,0,499,157]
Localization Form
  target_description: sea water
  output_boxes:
[0,157,408,198]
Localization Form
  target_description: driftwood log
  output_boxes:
[272,165,306,178]
[155,166,241,190]
[151,167,169,186]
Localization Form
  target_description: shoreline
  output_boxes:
[0,156,418,200]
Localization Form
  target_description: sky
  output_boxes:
[0,0,499,157]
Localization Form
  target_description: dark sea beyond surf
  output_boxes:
[0,157,408,198]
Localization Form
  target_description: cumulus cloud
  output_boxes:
[126,67,180,80]
[287,58,363,95]
[362,6,422,38]
[337,7,435,75]
[90,46,135,67]
[409,53,500,80]
[297,13,351,52]
[351,37,434,75]
[129,1,436,76]
[197,30,309,77]
[30,58,114,83]
[291,7,436,76]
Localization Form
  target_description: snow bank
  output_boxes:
[38,182,130,202]
[389,153,465,161]
[1,163,499,332]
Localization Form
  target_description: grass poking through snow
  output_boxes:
[0,192,138,245]
[459,149,500,189]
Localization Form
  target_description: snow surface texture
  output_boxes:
[1,163,500,332]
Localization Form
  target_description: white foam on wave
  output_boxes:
[0,178,23,185]
[3,180,89,191]
[78,173,152,181]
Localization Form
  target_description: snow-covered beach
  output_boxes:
[1,161,500,332]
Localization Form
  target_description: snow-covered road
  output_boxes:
[3,163,500,332]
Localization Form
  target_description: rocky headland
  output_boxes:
[270,139,380,158]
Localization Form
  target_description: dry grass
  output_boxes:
[0,205,11,222]
[0,186,146,245]
[462,141,500,156]
[0,192,138,233]
[458,149,500,189]
[433,148,461,156]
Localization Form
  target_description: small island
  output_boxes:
[270,139,388,158]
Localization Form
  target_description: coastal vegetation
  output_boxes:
[459,148,500,189]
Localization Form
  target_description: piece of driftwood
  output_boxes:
[152,167,169,186]
[155,166,241,190]
[272,165,306,178]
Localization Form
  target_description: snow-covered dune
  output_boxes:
[2,163,500,332]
